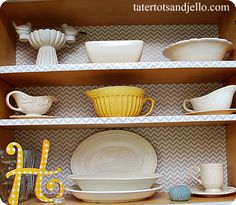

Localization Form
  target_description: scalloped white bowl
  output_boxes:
[29,29,66,49]
[85,40,144,63]
[68,173,162,191]
[163,38,233,61]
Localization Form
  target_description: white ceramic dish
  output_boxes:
[68,173,163,191]
[191,186,236,196]
[85,40,144,63]
[13,22,78,65]
[6,91,56,116]
[71,130,157,174]
[163,38,233,61]
[183,85,236,112]
[189,163,224,193]
[66,185,161,203]
[185,109,236,115]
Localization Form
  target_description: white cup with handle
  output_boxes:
[189,163,223,193]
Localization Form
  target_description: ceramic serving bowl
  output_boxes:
[65,185,162,203]
[163,38,233,61]
[85,40,144,63]
[68,173,162,191]
[85,86,155,117]
[183,85,236,112]
[6,91,56,116]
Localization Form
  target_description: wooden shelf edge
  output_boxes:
[1,61,236,86]
[1,115,236,129]
[20,192,236,205]
[1,61,236,74]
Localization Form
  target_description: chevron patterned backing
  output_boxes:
[15,126,227,193]
[14,83,228,192]
[15,24,227,193]
[16,25,218,64]
[15,83,222,117]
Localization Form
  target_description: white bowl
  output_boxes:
[68,173,162,191]
[29,29,66,49]
[85,40,144,63]
[163,38,233,61]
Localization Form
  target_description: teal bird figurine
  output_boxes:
[168,185,191,201]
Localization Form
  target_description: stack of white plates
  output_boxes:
[66,130,162,203]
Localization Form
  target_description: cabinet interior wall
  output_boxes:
[15,126,227,192]
[16,24,218,64]
[12,24,230,191]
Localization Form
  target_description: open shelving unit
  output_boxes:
[0,0,236,204]
[0,61,236,86]
[21,192,236,205]
[1,115,236,129]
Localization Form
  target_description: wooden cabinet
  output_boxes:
[0,0,236,204]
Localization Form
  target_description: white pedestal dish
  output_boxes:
[13,22,78,65]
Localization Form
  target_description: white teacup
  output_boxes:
[183,85,236,112]
[189,163,223,193]
[6,91,57,116]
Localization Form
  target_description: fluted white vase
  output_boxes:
[29,29,66,65]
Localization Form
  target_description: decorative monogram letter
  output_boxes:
[6,140,64,205]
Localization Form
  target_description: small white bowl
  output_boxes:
[85,40,144,63]
[68,173,162,191]
[163,38,233,61]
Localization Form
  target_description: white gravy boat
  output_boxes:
[183,85,236,112]
[6,91,57,116]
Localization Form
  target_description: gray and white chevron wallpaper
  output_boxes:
[15,126,227,192]
[16,24,218,64]
[15,83,222,117]
[14,83,227,192]
[15,24,228,192]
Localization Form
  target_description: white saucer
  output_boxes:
[66,185,161,203]
[185,109,236,115]
[191,186,236,196]
[9,115,55,119]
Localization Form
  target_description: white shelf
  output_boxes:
[0,61,236,86]
[21,193,235,205]
[1,61,236,73]
[1,115,236,129]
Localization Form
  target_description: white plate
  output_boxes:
[71,130,157,174]
[9,115,55,119]
[66,185,161,203]
[191,186,236,196]
[185,109,236,115]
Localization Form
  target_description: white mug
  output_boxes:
[189,163,223,193]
